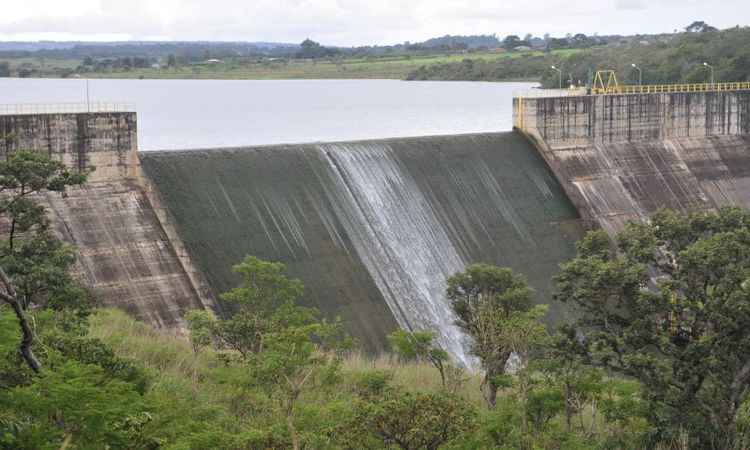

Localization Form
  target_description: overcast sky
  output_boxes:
[1,0,747,46]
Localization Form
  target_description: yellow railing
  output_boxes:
[592,82,750,95]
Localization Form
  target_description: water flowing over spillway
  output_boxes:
[140,132,585,356]
[317,143,471,365]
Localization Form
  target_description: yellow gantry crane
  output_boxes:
[592,70,620,94]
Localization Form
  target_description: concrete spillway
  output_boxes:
[8,90,749,362]
[140,132,585,358]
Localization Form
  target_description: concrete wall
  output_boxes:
[1,113,140,182]
[514,91,750,147]
[514,91,750,235]
[0,112,217,328]
[140,132,586,353]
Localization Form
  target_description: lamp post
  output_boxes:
[550,65,562,89]
[703,62,715,85]
[631,63,642,86]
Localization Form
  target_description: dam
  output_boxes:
[139,134,584,360]
[3,85,750,363]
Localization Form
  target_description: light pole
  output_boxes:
[550,65,562,89]
[703,62,715,85]
[631,63,642,86]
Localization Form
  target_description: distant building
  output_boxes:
[205,59,223,64]
[513,45,532,52]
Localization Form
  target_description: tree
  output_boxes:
[686,21,718,33]
[388,329,449,388]
[213,256,305,358]
[538,325,604,433]
[249,312,349,450]
[167,54,177,68]
[0,62,10,78]
[503,35,522,50]
[555,207,750,448]
[0,151,88,372]
[447,264,535,408]
[210,255,353,450]
[184,309,215,353]
[297,39,337,59]
[2,360,149,449]
[571,33,591,48]
[342,389,477,450]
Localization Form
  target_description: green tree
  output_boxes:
[248,312,349,450]
[341,389,477,450]
[214,256,304,358]
[503,35,522,50]
[0,62,10,78]
[184,309,215,353]
[686,21,718,33]
[388,329,450,388]
[212,256,353,450]
[0,151,88,372]
[555,207,750,448]
[2,360,149,449]
[447,264,535,408]
[297,39,338,59]
[538,325,604,433]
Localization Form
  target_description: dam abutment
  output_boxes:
[0,111,218,328]
[514,89,750,235]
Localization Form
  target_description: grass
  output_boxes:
[89,308,484,404]
[74,310,668,447]
[2,49,581,81]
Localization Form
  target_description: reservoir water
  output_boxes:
[0,78,534,150]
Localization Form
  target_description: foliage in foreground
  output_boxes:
[4,150,750,448]
[557,207,750,448]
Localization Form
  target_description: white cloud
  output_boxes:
[615,0,647,10]
[0,0,747,45]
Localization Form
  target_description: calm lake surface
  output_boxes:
[1,78,534,151]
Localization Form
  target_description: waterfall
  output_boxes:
[314,142,474,367]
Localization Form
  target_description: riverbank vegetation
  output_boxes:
[4,151,750,448]
[0,49,567,81]
[409,25,750,87]
[4,23,745,83]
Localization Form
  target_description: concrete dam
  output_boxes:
[3,86,749,363]
[138,133,584,361]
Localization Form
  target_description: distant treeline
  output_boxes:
[408,25,750,86]
[0,29,675,66]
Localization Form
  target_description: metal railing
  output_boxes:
[0,102,136,115]
[592,82,750,95]
[513,87,588,98]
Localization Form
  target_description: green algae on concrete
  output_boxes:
[140,131,586,352]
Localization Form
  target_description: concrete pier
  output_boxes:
[514,90,750,235]
[0,112,217,328]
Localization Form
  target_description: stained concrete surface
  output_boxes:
[141,132,586,351]
[515,91,750,235]
[1,112,216,328]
